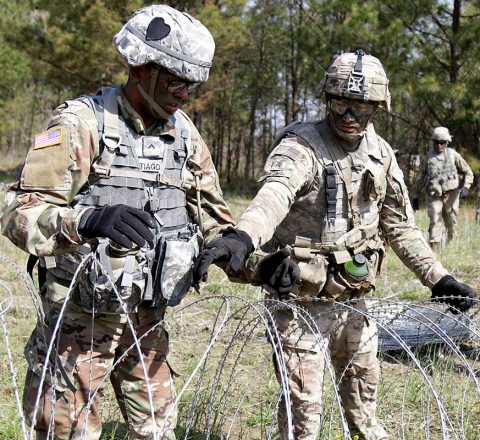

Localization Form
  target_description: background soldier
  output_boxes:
[1,5,234,439]
[411,127,473,252]
[194,50,476,439]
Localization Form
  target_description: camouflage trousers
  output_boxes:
[427,189,460,246]
[23,298,177,440]
[270,298,388,440]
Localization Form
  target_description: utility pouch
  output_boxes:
[362,165,387,202]
[290,236,329,298]
[323,250,381,301]
[153,226,203,307]
[77,241,147,313]
[292,255,328,298]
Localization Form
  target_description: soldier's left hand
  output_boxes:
[431,275,476,314]
[193,228,253,287]
[258,248,300,298]
[459,187,469,198]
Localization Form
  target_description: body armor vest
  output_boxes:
[426,148,459,195]
[48,87,200,312]
[272,120,388,255]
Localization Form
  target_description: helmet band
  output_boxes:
[125,23,212,68]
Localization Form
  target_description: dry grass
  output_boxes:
[0,190,479,439]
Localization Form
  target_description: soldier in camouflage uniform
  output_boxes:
[411,127,473,252]
[1,5,234,439]
[194,50,476,439]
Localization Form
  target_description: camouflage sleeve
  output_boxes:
[453,150,474,189]
[379,142,448,288]
[180,112,235,242]
[0,100,99,256]
[236,137,316,247]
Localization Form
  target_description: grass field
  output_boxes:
[0,189,479,439]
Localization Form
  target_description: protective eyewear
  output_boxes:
[165,78,201,95]
[433,140,447,145]
[329,98,377,117]
[152,66,201,95]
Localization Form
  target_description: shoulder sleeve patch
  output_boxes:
[22,126,70,190]
[33,128,63,150]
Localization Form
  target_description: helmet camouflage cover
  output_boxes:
[431,126,452,142]
[319,50,391,110]
[114,4,214,83]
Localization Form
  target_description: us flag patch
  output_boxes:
[33,128,63,150]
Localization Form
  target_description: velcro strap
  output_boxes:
[95,176,145,189]
[147,196,186,211]
[106,168,193,190]
[82,195,144,210]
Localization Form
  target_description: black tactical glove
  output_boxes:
[78,204,155,249]
[411,198,420,211]
[258,248,300,298]
[193,228,254,285]
[431,275,476,314]
[459,187,469,198]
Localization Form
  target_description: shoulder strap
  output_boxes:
[90,87,122,177]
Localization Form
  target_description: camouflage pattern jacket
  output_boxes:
[236,120,448,297]
[1,87,234,305]
[412,147,473,198]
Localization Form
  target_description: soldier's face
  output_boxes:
[433,140,447,153]
[328,97,378,141]
[151,67,201,114]
[137,65,200,117]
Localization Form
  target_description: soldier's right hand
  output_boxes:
[411,198,420,211]
[193,228,253,286]
[258,248,300,298]
[78,204,155,249]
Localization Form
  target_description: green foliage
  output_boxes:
[1,0,479,183]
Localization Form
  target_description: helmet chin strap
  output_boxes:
[136,67,171,120]
[136,84,171,120]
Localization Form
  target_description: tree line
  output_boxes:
[1,0,480,189]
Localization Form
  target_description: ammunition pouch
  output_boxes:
[76,225,203,312]
[77,240,148,313]
[152,225,203,307]
[322,250,380,301]
[288,236,383,301]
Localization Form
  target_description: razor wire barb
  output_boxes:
[0,249,479,440]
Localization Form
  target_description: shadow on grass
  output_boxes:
[101,422,223,439]
[0,165,21,185]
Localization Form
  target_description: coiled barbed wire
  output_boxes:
[0,249,479,439]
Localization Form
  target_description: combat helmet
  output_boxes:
[319,49,391,111]
[431,126,452,142]
[114,5,214,83]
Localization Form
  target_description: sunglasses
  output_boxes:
[150,66,201,95]
[433,140,447,145]
[164,78,201,95]
[329,98,377,117]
